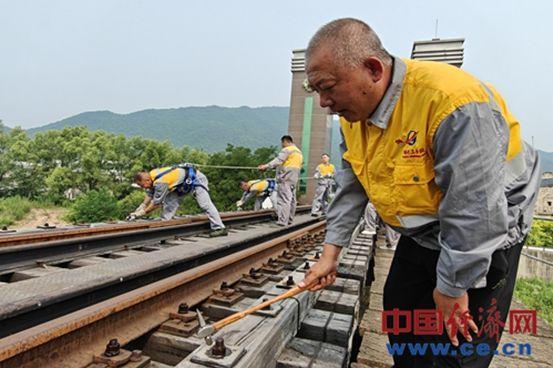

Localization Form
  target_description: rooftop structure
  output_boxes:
[411,38,465,67]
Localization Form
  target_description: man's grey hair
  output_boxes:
[306,18,392,68]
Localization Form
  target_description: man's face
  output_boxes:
[137,176,153,189]
[307,47,384,123]
[281,140,290,148]
[240,182,249,191]
[322,154,330,164]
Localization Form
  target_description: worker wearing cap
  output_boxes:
[129,164,227,237]
[236,178,278,211]
[259,135,303,226]
[300,18,541,368]
[311,153,335,216]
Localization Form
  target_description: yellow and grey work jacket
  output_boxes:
[239,179,277,203]
[147,166,207,205]
[266,144,303,184]
[314,163,335,186]
[325,57,541,297]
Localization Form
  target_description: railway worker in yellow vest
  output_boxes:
[311,153,335,216]
[236,178,278,211]
[258,135,303,226]
[299,18,541,368]
[129,164,227,237]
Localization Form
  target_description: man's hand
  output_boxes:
[433,288,478,346]
[258,164,269,172]
[299,244,341,291]
[127,208,147,221]
[236,200,244,208]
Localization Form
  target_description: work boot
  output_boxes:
[209,228,228,237]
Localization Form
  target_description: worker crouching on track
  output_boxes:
[311,153,335,216]
[300,18,541,368]
[237,178,278,211]
[258,135,303,227]
[129,164,228,237]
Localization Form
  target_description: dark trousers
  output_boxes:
[383,236,524,368]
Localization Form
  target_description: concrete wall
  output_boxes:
[517,247,553,281]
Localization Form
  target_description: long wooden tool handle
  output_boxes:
[212,285,308,331]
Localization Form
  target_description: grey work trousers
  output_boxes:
[378,218,400,248]
[311,182,332,215]
[276,181,297,226]
[161,174,224,230]
[254,191,278,211]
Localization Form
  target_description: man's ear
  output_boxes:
[363,57,385,83]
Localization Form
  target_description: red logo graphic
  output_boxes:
[382,308,412,335]
[395,130,418,146]
[382,301,538,339]
[477,298,505,343]
[509,310,537,335]
[406,130,418,145]
[446,303,474,338]
[414,309,443,336]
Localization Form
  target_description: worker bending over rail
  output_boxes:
[237,178,278,211]
[129,164,228,237]
[311,153,335,216]
[300,18,541,368]
[258,135,303,226]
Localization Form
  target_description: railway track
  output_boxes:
[0,207,309,276]
[0,211,374,368]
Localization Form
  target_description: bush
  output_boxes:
[514,278,553,325]
[0,196,33,227]
[526,220,553,248]
[66,189,120,223]
[118,190,147,218]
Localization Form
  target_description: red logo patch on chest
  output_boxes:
[395,130,418,146]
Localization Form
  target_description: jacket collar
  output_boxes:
[367,56,406,130]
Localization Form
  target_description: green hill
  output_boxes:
[16,108,553,173]
[26,106,289,152]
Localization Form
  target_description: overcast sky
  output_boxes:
[1,0,552,150]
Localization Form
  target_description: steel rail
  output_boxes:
[0,207,309,247]
[0,214,319,337]
[0,220,326,368]
[0,207,310,274]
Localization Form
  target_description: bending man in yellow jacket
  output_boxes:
[299,18,540,368]
[237,178,278,211]
[259,135,303,226]
[129,164,227,237]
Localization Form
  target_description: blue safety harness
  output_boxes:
[266,179,276,193]
[154,164,207,196]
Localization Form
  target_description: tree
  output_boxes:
[0,124,279,222]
